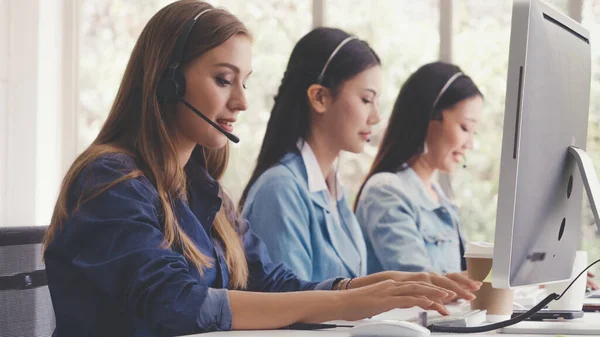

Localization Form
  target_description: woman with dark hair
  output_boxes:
[355,61,484,276]
[239,27,381,282]
[240,30,480,298]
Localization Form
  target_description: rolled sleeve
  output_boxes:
[313,277,340,291]
[197,288,232,332]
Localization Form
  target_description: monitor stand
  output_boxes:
[569,146,600,234]
[500,146,600,335]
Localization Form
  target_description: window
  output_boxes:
[325,0,440,205]
[77,1,597,255]
[78,0,173,151]
[212,0,312,201]
[451,0,513,242]
[78,0,311,202]
[545,0,570,12]
[450,0,585,243]
[581,0,600,263]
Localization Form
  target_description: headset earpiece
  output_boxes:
[157,8,213,104]
[156,65,186,104]
[153,8,239,143]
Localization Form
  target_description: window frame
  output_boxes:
[0,0,585,227]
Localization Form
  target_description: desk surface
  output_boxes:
[182,306,600,337]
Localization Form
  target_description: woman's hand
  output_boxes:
[230,279,454,329]
[229,279,459,330]
[588,271,599,290]
[338,279,453,320]
[350,271,481,304]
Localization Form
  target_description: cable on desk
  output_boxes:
[428,258,600,334]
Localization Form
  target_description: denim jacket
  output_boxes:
[242,145,367,282]
[44,150,334,337]
[355,167,466,274]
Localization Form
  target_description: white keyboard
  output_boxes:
[408,309,487,328]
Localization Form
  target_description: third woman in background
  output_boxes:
[355,62,484,275]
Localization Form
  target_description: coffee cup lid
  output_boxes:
[464,241,494,259]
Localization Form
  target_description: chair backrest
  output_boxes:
[0,226,55,337]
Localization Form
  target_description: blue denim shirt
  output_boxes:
[355,167,466,275]
[44,149,334,337]
[242,149,367,282]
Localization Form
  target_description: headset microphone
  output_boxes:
[156,9,240,144]
[179,98,240,143]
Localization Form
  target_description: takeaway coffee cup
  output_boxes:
[465,242,514,323]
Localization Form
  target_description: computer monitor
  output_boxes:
[492,0,596,289]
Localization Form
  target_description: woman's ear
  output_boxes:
[307,84,332,114]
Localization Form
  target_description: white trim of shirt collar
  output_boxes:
[296,140,343,201]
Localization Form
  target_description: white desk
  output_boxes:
[180,307,600,337]
[183,307,600,337]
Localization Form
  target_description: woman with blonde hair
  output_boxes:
[43,2,470,336]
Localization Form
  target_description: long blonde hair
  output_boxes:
[44,0,250,289]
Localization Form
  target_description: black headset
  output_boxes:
[156,12,204,104]
[156,9,239,143]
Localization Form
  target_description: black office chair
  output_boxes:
[0,226,55,337]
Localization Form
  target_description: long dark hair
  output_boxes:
[239,27,380,208]
[355,61,482,210]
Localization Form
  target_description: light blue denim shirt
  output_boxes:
[242,145,367,281]
[355,167,466,275]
